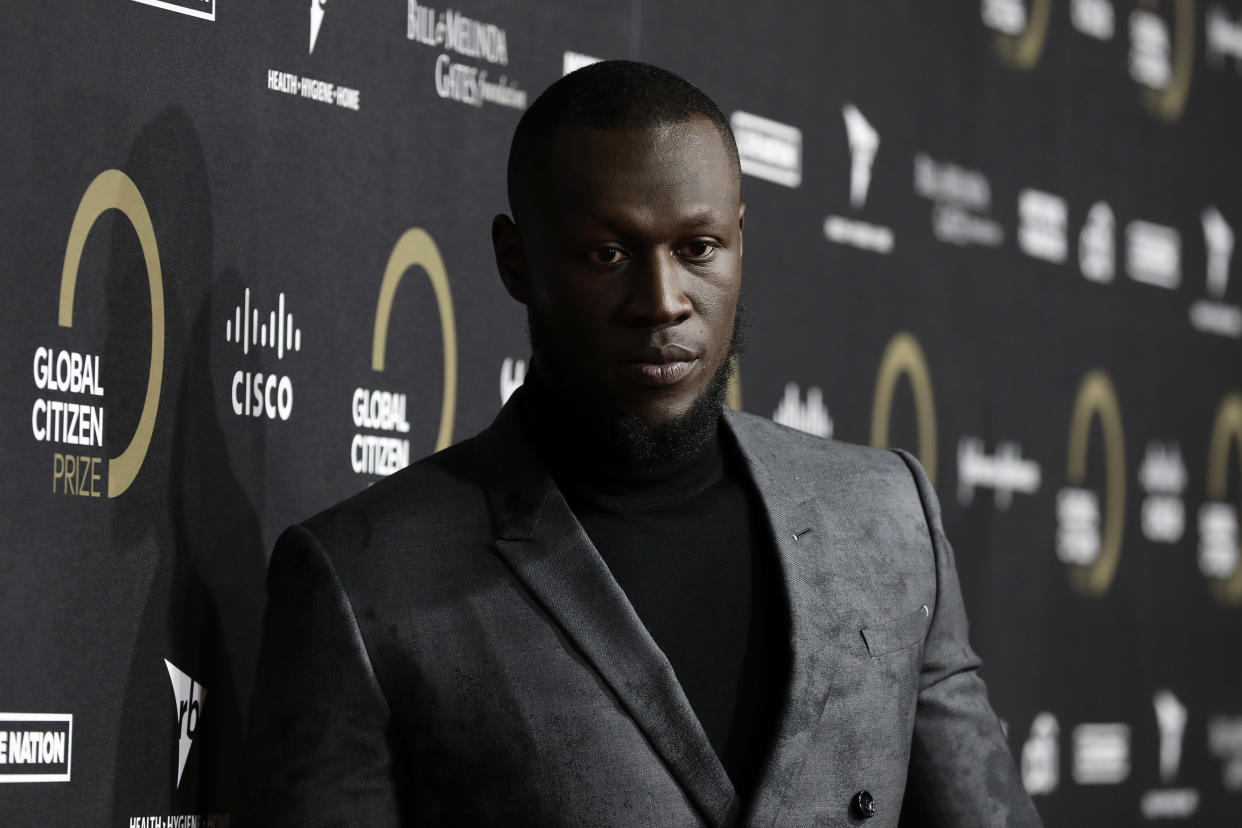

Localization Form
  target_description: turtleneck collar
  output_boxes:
[517,366,726,508]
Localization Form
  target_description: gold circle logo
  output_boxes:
[871,332,937,485]
[992,0,1052,70]
[372,228,457,452]
[1064,370,1126,595]
[58,170,165,498]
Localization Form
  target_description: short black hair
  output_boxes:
[506,60,740,220]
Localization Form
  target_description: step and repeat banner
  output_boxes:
[3,0,1242,824]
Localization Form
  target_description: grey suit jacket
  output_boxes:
[241,393,1041,827]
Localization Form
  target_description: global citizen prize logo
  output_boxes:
[32,347,106,497]
[0,713,72,783]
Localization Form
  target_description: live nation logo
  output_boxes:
[165,660,205,789]
[0,713,72,783]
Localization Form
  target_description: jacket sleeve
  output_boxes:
[892,450,1043,828]
[239,524,407,826]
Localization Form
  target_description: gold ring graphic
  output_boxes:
[372,228,457,452]
[993,0,1051,70]
[1206,392,1242,604]
[1065,371,1126,595]
[59,170,165,498]
[871,332,937,485]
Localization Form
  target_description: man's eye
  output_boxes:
[588,246,627,265]
[678,241,717,261]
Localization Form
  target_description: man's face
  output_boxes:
[498,116,744,428]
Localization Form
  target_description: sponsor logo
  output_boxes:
[1207,5,1242,69]
[354,229,458,479]
[1129,0,1195,122]
[1190,207,1241,337]
[407,1,526,110]
[1021,712,1059,795]
[500,357,526,405]
[1140,690,1199,820]
[772,383,832,438]
[913,154,1002,247]
[1126,220,1181,289]
[1058,371,1126,595]
[1202,393,1242,603]
[1073,0,1116,39]
[1208,714,1242,791]
[1198,501,1237,578]
[562,51,601,76]
[1140,442,1187,543]
[1079,201,1116,283]
[42,171,165,499]
[309,0,327,54]
[266,0,361,112]
[732,112,802,189]
[957,438,1041,509]
[1018,189,1068,263]
[0,714,72,783]
[224,289,300,422]
[128,816,229,828]
[1072,722,1131,784]
[131,0,215,22]
[165,660,204,789]
[983,0,1052,69]
[824,105,893,254]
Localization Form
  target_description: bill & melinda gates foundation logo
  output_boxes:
[31,170,166,500]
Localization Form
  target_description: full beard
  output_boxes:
[527,303,749,472]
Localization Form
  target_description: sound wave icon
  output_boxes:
[224,288,302,358]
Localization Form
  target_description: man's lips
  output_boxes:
[617,344,701,387]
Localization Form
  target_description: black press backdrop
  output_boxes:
[3,1,1242,824]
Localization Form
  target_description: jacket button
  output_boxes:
[851,790,876,819]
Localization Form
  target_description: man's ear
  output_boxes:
[738,202,745,259]
[492,214,530,305]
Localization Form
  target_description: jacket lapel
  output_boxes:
[477,392,737,827]
[723,411,881,827]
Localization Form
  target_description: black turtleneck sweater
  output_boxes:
[520,376,791,805]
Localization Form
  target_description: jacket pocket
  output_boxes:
[861,604,930,657]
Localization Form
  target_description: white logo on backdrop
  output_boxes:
[1019,189,1068,263]
[1057,487,1101,566]
[1191,207,1242,337]
[225,288,299,422]
[1079,201,1116,283]
[500,357,527,405]
[309,0,327,54]
[1209,715,1242,791]
[1072,722,1131,784]
[1072,0,1115,40]
[913,154,1003,247]
[824,105,893,254]
[131,0,215,23]
[165,660,205,789]
[1207,6,1242,69]
[1140,442,1187,543]
[772,383,833,438]
[1141,690,1200,820]
[1130,10,1173,89]
[1126,220,1181,289]
[1199,501,1239,579]
[1021,712,1060,795]
[562,51,602,76]
[957,438,1041,509]
[732,112,802,189]
[981,0,1027,35]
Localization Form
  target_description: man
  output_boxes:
[241,61,1041,826]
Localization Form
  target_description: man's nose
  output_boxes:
[621,251,693,328]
